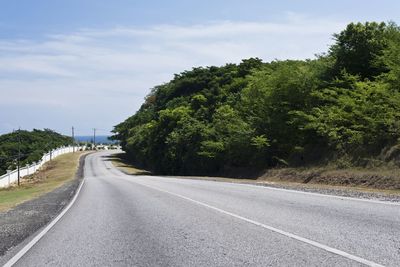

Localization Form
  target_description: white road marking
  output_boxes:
[144,175,400,206]
[241,183,400,206]
[3,179,86,267]
[129,178,385,267]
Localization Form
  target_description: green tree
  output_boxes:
[295,74,400,159]
[0,129,73,175]
[330,22,390,80]
[242,60,322,162]
[113,22,400,174]
[379,22,400,87]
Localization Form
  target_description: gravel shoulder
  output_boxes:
[153,173,399,203]
[109,151,400,203]
[0,153,88,258]
[109,155,400,203]
[158,175,400,203]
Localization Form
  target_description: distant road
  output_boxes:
[11,151,400,266]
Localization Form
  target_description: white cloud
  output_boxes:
[0,15,347,134]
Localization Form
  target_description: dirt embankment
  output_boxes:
[112,151,400,191]
[259,167,400,190]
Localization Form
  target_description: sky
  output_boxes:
[0,0,399,136]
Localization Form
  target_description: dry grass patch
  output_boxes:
[0,152,85,211]
[106,152,400,196]
[108,153,151,175]
[259,166,400,195]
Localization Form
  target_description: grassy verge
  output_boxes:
[109,152,400,195]
[108,153,151,175]
[0,152,85,211]
[259,166,400,193]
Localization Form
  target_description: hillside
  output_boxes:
[0,129,73,175]
[112,22,400,176]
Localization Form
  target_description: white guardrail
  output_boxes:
[0,146,83,188]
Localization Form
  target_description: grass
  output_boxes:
[109,152,400,196]
[258,165,400,195]
[108,153,151,175]
[106,151,400,197]
[0,152,85,212]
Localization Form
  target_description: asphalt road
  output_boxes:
[11,151,400,266]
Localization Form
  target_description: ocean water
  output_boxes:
[75,135,117,144]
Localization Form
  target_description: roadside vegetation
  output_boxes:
[0,152,84,211]
[0,129,73,176]
[112,22,400,188]
[109,153,151,175]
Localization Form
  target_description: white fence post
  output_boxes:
[0,145,83,188]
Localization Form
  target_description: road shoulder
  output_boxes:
[108,152,400,203]
[0,153,88,260]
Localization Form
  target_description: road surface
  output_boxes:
[10,151,400,266]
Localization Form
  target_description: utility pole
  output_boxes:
[93,128,96,150]
[17,127,21,186]
[72,126,75,153]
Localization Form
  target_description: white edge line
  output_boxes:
[3,179,85,267]
[155,176,400,206]
[240,183,400,206]
[129,179,385,267]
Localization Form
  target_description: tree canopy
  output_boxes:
[0,129,73,175]
[113,22,400,175]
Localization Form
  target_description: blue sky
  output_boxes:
[0,0,399,135]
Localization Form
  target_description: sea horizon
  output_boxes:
[74,135,117,144]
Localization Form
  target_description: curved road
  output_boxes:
[11,151,400,266]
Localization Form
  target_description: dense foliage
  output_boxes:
[113,22,400,175]
[0,129,73,175]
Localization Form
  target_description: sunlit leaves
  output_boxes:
[113,21,400,173]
